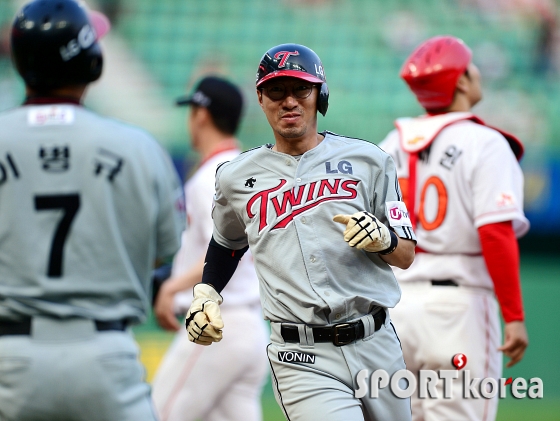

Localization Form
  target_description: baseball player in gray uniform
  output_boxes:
[0,1,184,421]
[183,43,417,421]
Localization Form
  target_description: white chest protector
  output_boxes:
[380,112,529,288]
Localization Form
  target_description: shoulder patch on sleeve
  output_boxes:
[385,201,412,228]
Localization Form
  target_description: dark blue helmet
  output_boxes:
[11,0,110,90]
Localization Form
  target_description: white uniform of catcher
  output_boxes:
[381,114,529,420]
[152,148,268,421]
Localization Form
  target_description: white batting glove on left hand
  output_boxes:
[185,283,224,346]
[333,211,392,253]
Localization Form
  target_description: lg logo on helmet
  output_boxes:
[60,24,96,62]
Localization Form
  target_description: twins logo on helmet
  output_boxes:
[274,50,299,68]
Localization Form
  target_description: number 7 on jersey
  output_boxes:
[34,193,80,278]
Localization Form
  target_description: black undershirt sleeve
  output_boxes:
[201,236,249,293]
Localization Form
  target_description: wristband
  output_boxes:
[378,230,398,255]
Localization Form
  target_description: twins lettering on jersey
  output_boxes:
[247,178,360,233]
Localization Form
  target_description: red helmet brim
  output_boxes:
[256,70,324,87]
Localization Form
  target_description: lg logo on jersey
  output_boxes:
[325,161,352,174]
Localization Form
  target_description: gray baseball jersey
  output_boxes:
[0,104,185,324]
[212,131,416,325]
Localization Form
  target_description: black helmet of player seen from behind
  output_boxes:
[256,43,329,116]
[11,0,109,91]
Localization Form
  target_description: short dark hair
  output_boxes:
[210,110,240,135]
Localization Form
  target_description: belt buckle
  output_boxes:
[333,323,352,347]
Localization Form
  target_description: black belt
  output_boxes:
[281,309,386,347]
[431,279,459,287]
[0,318,127,336]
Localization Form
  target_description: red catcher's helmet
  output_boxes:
[400,36,472,110]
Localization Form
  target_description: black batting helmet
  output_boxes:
[256,43,329,116]
[11,0,110,90]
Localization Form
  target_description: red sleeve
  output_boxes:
[478,221,524,323]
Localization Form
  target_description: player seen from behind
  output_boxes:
[0,1,184,420]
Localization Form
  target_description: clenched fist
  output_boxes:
[185,283,224,345]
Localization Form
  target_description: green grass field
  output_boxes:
[135,254,560,420]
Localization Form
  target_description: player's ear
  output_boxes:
[197,107,213,127]
[256,89,264,109]
[455,72,470,95]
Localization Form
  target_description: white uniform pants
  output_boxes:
[152,305,269,421]
[390,282,502,421]
[0,317,156,421]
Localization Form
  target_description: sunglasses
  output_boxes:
[261,83,316,100]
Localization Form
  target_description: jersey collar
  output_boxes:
[23,97,82,106]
